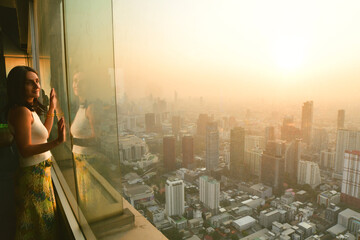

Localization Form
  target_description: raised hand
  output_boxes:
[57,117,66,143]
[49,88,58,111]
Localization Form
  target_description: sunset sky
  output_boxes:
[113,0,360,106]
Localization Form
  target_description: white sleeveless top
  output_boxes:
[70,105,94,154]
[10,111,52,167]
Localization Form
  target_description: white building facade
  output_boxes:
[298,160,321,188]
[199,175,220,211]
[335,129,360,174]
[165,178,185,217]
[341,151,360,206]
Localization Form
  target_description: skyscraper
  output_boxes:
[297,160,321,188]
[341,150,360,207]
[301,101,313,146]
[312,128,329,152]
[182,135,194,168]
[197,114,209,135]
[199,175,220,212]
[230,127,245,177]
[337,109,345,129]
[284,139,301,184]
[165,178,185,217]
[163,135,176,171]
[335,129,360,174]
[281,116,301,142]
[320,149,336,170]
[145,113,156,132]
[265,126,275,144]
[261,141,285,193]
[245,147,263,178]
[206,122,219,171]
[172,116,181,136]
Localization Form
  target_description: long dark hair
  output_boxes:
[6,66,46,115]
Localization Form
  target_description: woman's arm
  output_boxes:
[44,88,56,136]
[86,104,97,138]
[10,107,65,158]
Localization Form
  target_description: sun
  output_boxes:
[273,35,306,72]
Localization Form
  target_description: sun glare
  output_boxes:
[273,35,306,72]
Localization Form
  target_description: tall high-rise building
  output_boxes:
[261,141,285,192]
[284,139,301,183]
[197,114,209,135]
[245,147,263,178]
[165,178,185,217]
[199,175,220,212]
[320,149,336,170]
[298,160,321,188]
[182,135,194,168]
[301,101,313,146]
[245,135,265,151]
[206,122,219,171]
[163,135,176,171]
[172,116,181,136]
[341,150,360,207]
[312,128,329,152]
[281,116,301,142]
[145,113,156,132]
[265,126,275,144]
[230,127,246,177]
[335,129,360,174]
[337,109,345,129]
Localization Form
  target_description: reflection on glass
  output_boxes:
[70,72,103,216]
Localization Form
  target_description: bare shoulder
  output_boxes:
[9,106,33,125]
[86,103,96,117]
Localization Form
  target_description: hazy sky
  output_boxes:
[113,0,360,106]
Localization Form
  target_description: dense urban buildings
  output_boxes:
[301,101,313,146]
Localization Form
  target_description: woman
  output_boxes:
[6,66,65,239]
[70,72,101,216]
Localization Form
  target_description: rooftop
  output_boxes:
[233,216,256,226]
[124,184,153,197]
[327,224,347,235]
[339,208,360,219]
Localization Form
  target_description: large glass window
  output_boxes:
[34,0,123,237]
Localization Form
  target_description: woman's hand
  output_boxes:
[57,117,66,143]
[49,88,58,111]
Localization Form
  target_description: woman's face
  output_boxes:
[24,71,40,101]
[73,73,85,97]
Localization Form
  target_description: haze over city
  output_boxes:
[114,0,360,109]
